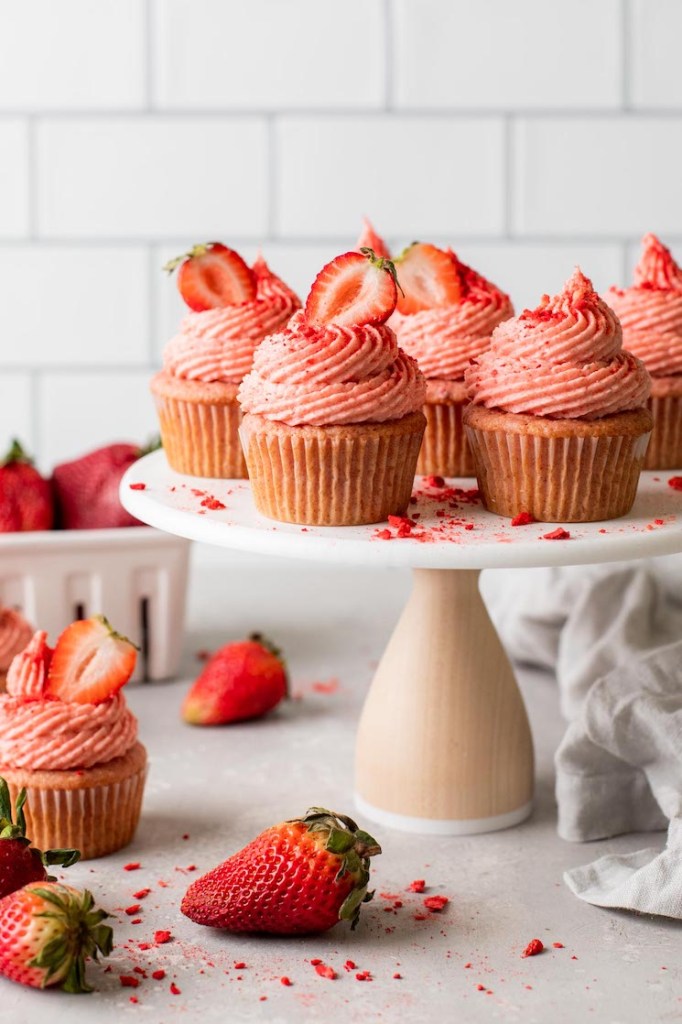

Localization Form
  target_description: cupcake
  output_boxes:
[151,243,300,478]
[391,243,513,476]
[0,606,33,691]
[238,249,427,525]
[0,617,147,859]
[606,234,682,469]
[464,269,652,522]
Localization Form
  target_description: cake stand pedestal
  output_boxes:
[121,453,682,835]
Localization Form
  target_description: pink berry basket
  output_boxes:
[0,527,190,683]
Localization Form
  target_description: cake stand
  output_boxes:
[121,453,682,835]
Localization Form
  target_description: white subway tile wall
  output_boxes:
[0,0,680,468]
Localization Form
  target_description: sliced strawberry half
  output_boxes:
[163,242,256,311]
[356,218,391,260]
[45,616,137,704]
[305,249,399,328]
[394,242,462,314]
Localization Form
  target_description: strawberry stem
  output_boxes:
[2,438,33,468]
[359,247,404,297]
[163,241,219,275]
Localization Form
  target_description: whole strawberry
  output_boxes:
[0,440,53,532]
[52,440,158,530]
[181,807,381,934]
[182,634,287,725]
[0,882,112,991]
[0,779,80,900]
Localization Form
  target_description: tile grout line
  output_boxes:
[1,108,680,120]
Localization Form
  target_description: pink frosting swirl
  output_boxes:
[163,258,301,384]
[392,259,513,380]
[238,310,426,426]
[606,235,682,377]
[0,692,138,770]
[6,631,50,699]
[466,269,651,420]
[0,608,33,673]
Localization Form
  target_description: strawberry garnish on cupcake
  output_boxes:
[164,242,257,311]
[182,634,287,725]
[182,807,381,934]
[393,242,463,314]
[0,440,53,533]
[356,217,391,260]
[0,882,112,991]
[305,248,401,327]
[0,779,79,901]
[45,615,137,704]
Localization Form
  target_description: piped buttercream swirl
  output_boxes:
[163,258,301,384]
[606,235,682,377]
[238,310,426,426]
[392,256,513,380]
[0,608,33,673]
[6,630,50,699]
[465,269,651,420]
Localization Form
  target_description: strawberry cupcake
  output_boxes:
[0,607,33,692]
[238,249,427,525]
[391,243,513,477]
[152,243,300,478]
[464,269,652,522]
[606,234,682,469]
[0,617,147,859]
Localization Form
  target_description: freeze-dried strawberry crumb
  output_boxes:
[201,496,226,510]
[521,938,544,958]
[542,528,571,541]
[393,972,402,979]
[511,511,535,527]
[120,976,139,988]
[315,964,336,980]
[133,967,146,977]
[234,962,247,969]
[344,960,356,971]
[310,958,322,966]
[152,970,165,980]
[154,930,172,944]
[129,482,146,491]
[476,983,486,991]
[182,833,190,839]
[388,515,415,530]
[137,942,151,950]
[312,678,339,694]
[129,996,139,1004]
[414,913,428,921]
[170,982,181,995]
[280,977,293,986]
[464,963,472,968]
[133,889,151,900]
[668,476,682,491]
[131,918,142,925]
[424,895,449,912]
[464,523,474,530]
[355,971,372,981]
[552,942,564,949]
[123,862,141,871]
[424,475,445,488]
[375,529,392,540]
[408,879,426,892]
[125,904,141,916]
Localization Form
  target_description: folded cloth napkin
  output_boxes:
[481,556,682,919]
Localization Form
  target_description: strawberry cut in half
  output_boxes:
[163,242,256,312]
[394,242,462,314]
[45,615,137,704]
[305,249,400,328]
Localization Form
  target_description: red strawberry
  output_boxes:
[357,218,391,259]
[0,882,112,991]
[181,807,381,934]
[164,242,256,311]
[0,779,79,901]
[45,615,137,704]
[305,249,399,328]
[52,440,158,530]
[0,440,53,533]
[394,242,462,314]
[182,634,287,725]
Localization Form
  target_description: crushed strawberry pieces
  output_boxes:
[542,528,571,541]
[120,975,140,988]
[125,904,141,916]
[133,888,151,900]
[424,895,449,912]
[154,930,173,944]
[668,476,682,491]
[511,511,536,527]
[314,963,337,980]
[521,938,545,958]
[407,879,426,893]
[129,482,146,491]
[123,862,141,871]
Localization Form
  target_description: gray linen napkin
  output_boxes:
[481,557,682,918]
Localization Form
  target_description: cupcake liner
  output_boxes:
[417,399,476,478]
[151,372,247,479]
[1,742,147,860]
[240,412,426,526]
[464,406,652,523]
[645,393,682,470]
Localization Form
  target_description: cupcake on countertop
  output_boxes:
[464,268,652,522]
[606,234,682,469]
[0,606,33,691]
[238,248,427,526]
[357,222,513,476]
[0,616,147,859]
[152,243,300,479]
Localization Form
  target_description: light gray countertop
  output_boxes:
[2,552,679,1023]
